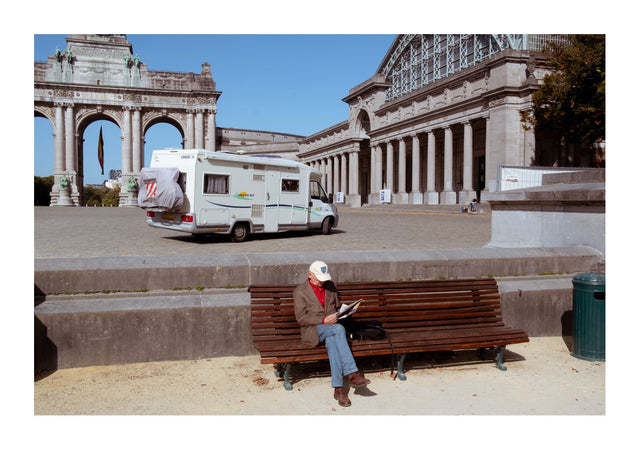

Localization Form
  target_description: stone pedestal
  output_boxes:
[345,194,362,208]
[426,191,439,205]
[393,192,409,204]
[410,192,424,204]
[368,193,381,205]
[458,189,476,206]
[441,190,457,205]
[56,188,74,206]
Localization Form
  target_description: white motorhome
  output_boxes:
[138,149,338,242]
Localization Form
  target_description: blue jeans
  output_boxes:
[317,323,358,387]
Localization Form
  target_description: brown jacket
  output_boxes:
[293,279,342,346]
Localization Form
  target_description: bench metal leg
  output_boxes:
[495,346,507,371]
[396,354,407,381]
[274,363,293,390]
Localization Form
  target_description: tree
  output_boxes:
[34,176,54,205]
[522,34,605,167]
[85,185,120,206]
[103,187,121,206]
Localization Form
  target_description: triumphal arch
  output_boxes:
[34,34,220,206]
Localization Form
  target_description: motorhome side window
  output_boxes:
[204,174,229,195]
[310,180,328,202]
[281,179,299,192]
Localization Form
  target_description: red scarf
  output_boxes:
[309,280,326,307]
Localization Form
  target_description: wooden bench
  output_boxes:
[250,278,529,390]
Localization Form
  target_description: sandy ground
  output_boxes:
[35,337,604,415]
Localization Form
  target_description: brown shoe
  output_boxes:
[348,371,371,388]
[334,387,351,407]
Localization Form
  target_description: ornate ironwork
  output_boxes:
[380,34,568,102]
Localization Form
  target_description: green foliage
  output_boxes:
[103,187,120,206]
[522,34,605,166]
[34,176,54,205]
[85,185,120,206]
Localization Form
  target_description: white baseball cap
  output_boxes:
[309,260,332,282]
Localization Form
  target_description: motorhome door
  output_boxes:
[264,169,280,232]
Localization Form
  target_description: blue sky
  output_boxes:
[34,34,395,185]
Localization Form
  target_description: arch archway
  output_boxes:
[144,120,184,168]
[34,34,220,206]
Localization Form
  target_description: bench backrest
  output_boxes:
[250,278,504,340]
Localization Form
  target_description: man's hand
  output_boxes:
[323,313,338,324]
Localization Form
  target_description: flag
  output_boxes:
[98,126,104,175]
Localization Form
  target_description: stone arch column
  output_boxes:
[132,107,142,172]
[207,109,216,151]
[54,103,65,174]
[186,110,195,149]
[195,109,204,149]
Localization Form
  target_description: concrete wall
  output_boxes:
[34,246,602,295]
[485,170,605,253]
[35,276,575,373]
[35,246,602,373]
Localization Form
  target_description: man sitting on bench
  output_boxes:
[293,261,370,407]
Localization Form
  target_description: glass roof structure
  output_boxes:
[378,34,568,101]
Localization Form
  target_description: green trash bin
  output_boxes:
[572,272,605,361]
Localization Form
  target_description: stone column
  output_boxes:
[195,110,204,148]
[346,148,360,207]
[341,153,348,197]
[397,137,408,203]
[385,141,394,193]
[132,107,142,172]
[426,131,438,204]
[324,158,331,194]
[207,109,216,151]
[321,159,327,189]
[483,116,492,197]
[410,133,423,204]
[375,144,383,192]
[54,103,65,174]
[369,145,376,194]
[460,121,475,205]
[442,126,457,204]
[120,107,136,206]
[186,110,194,149]
[64,104,79,205]
[64,104,76,174]
[121,107,132,174]
[333,155,340,196]
[368,143,380,204]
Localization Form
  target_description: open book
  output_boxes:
[336,299,362,320]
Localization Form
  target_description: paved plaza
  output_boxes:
[34,205,491,259]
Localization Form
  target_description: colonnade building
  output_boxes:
[298,34,568,207]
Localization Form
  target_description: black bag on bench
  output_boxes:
[342,319,387,341]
